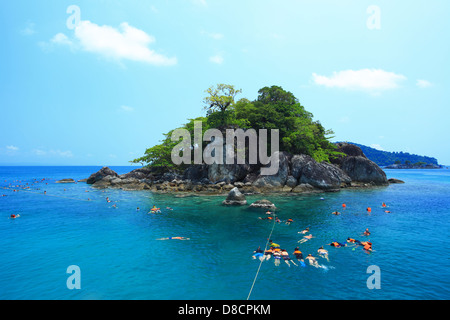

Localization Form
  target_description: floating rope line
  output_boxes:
[246,215,277,300]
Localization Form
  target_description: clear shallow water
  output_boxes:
[0,166,449,300]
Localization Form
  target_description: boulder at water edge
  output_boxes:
[222,187,247,206]
[86,167,119,184]
[249,199,276,210]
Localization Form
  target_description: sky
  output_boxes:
[1,0,449,166]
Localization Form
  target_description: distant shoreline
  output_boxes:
[383,164,443,169]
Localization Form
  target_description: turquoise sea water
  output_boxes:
[0,166,449,300]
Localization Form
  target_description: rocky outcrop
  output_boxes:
[222,187,247,205]
[206,143,254,184]
[249,199,276,210]
[332,142,366,163]
[290,154,351,190]
[119,167,154,180]
[291,183,317,193]
[81,143,389,194]
[340,156,387,185]
[86,167,119,185]
[388,178,405,184]
[252,151,291,189]
[56,178,75,183]
[333,142,388,186]
[299,160,350,191]
[183,164,209,182]
[208,162,250,184]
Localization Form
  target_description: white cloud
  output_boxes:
[51,33,74,47]
[33,149,47,156]
[21,22,36,36]
[312,69,407,93]
[416,79,432,88]
[49,20,177,66]
[32,149,73,158]
[209,54,224,64]
[6,145,19,151]
[120,105,134,112]
[370,144,384,151]
[53,150,74,158]
[201,30,224,40]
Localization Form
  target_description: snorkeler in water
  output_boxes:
[305,254,321,268]
[273,249,282,266]
[281,249,298,267]
[347,237,361,245]
[252,246,264,260]
[293,247,305,266]
[149,205,161,213]
[298,227,310,234]
[264,248,273,261]
[258,216,274,220]
[329,241,346,248]
[317,246,329,261]
[293,247,303,260]
[156,237,190,240]
[359,240,373,252]
[298,234,314,244]
[269,240,280,248]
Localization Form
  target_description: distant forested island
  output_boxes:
[345,142,440,168]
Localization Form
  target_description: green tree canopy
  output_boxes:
[234,86,338,162]
[203,84,242,128]
[132,84,340,169]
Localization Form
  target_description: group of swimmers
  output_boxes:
[4,178,50,193]
[146,205,173,214]
[327,202,386,253]
[253,202,380,268]
[332,202,391,216]
[252,239,330,269]
[346,232,373,252]
[157,236,190,240]
[258,211,294,225]
[4,178,52,219]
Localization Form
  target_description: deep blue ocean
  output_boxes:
[0,166,449,300]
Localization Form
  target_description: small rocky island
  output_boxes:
[83,143,395,195]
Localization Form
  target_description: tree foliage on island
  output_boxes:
[233,86,338,162]
[203,84,242,127]
[131,84,342,170]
